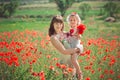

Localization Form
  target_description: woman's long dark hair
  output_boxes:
[48,15,64,37]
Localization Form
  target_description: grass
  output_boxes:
[0,18,50,32]
[14,8,59,16]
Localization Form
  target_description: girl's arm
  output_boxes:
[50,36,79,55]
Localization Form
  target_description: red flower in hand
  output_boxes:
[77,24,86,34]
[70,29,74,35]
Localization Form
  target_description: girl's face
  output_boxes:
[53,22,63,33]
[69,16,78,28]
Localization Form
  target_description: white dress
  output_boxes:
[69,36,83,53]
[55,33,73,67]
[61,33,83,67]
[55,32,83,67]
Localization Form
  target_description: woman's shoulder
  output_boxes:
[50,35,58,41]
[50,35,56,39]
[50,35,61,45]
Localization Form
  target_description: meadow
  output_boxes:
[0,1,120,80]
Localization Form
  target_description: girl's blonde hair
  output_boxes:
[66,12,81,25]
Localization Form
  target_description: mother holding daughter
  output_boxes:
[48,13,85,80]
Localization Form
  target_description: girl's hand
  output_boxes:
[73,34,81,39]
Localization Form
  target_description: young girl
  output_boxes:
[48,15,80,78]
[63,12,85,80]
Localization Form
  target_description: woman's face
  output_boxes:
[53,22,63,33]
[69,16,78,28]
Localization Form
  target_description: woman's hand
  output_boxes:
[71,48,80,55]
[76,48,80,53]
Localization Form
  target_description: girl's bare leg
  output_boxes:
[71,53,83,80]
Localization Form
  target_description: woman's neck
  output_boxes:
[56,30,62,34]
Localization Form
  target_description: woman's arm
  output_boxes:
[50,36,79,55]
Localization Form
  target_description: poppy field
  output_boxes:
[0,1,120,80]
[0,18,120,80]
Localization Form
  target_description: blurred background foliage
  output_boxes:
[0,0,120,20]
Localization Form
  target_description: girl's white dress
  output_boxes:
[56,32,83,67]
[68,36,83,53]
[55,33,72,67]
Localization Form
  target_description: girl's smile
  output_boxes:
[69,16,78,28]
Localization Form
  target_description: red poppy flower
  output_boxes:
[69,24,86,35]
[85,77,90,80]
[70,29,74,35]
[77,24,86,34]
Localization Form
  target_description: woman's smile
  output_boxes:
[54,22,63,33]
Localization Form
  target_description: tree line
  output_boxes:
[0,0,120,19]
